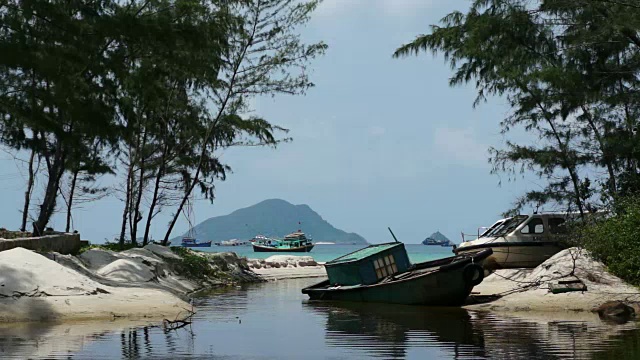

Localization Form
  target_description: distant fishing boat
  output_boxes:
[252,231,314,252]
[302,229,492,306]
[181,237,212,248]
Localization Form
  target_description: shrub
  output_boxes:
[170,247,217,280]
[580,196,640,286]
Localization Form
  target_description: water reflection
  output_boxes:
[305,301,640,360]
[306,302,486,359]
[1,279,640,359]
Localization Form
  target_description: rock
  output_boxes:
[629,302,640,316]
[592,301,635,323]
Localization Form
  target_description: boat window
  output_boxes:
[374,255,397,280]
[520,218,544,234]
[549,218,568,234]
[491,215,528,237]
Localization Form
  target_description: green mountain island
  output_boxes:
[422,231,455,246]
[175,199,368,245]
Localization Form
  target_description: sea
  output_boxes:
[2,244,640,359]
[197,243,456,263]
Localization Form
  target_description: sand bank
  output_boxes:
[465,248,640,313]
[247,255,328,280]
[0,246,262,323]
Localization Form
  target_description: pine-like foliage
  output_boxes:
[394,0,640,216]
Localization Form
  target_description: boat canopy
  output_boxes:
[325,243,411,286]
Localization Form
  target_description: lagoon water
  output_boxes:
[2,245,640,359]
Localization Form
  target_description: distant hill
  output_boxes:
[173,199,368,245]
[422,231,455,246]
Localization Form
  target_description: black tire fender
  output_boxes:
[462,263,484,287]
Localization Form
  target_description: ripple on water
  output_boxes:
[1,278,639,359]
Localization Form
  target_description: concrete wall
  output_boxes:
[0,233,81,254]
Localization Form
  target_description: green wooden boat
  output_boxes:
[252,231,314,252]
[301,242,492,306]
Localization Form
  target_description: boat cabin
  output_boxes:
[181,237,196,245]
[324,243,411,286]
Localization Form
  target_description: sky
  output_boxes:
[0,0,541,244]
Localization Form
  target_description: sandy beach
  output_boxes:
[0,245,261,323]
[465,248,640,313]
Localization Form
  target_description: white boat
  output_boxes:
[454,213,574,270]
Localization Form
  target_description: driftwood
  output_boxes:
[162,305,195,332]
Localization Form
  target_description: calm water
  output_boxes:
[2,278,640,359]
[198,243,455,263]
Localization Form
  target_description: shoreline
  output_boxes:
[1,245,639,324]
[247,255,328,281]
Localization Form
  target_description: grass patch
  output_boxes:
[170,246,218,280]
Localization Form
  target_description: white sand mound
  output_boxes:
[247,255,324,280]
[144,244,182,260]
[250,255,318,268]
[0,248,104,296]
[264,255,313,263]
[78,249,120,270]
[120,248,165,264]
[467,247,640,312]
[0,248,190,322]
[96,259,156,283]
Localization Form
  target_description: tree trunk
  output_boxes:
[65,169,79,233]
[131,130,148,245]
[143,144,167,246]
[119,161,134,249]
[580,106,617,196]
[33,142,66,236]
[163,168,200,245]
[21,148,37,232]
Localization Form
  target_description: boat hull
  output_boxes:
[181,241,212,248]
[302,250,492,306]
[253,244,314,252]
[454,242,563,269]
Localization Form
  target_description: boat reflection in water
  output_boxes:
[304,301,640,360]
[305,301,486,359]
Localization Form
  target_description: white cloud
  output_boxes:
[368,125,386,137]
[314,0,366,18]
[432,127,489,167]
[378,0,436,16]
[314,0,437,18]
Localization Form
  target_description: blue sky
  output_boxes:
[0,0,539,244]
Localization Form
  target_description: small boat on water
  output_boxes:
[454,212,574,270]
[181,237,212,248]
[252,231,314,252]
[302,240,492,306]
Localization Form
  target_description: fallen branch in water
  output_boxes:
[162,305,195,332]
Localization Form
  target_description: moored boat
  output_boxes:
[454,213,573,270]
[301,241,492,306]
[181,237,212,248]
[252,231,314,252]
